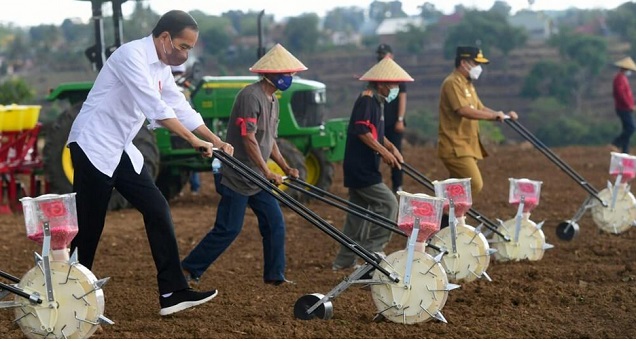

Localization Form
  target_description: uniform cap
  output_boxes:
[456,46,489,64]
[249,43,308,73]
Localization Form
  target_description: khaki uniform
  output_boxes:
[437,70,488,195]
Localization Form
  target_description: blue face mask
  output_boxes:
[386,87,399,103]
[269,74,293,91]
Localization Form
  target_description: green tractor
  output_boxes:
[42,0,348,209]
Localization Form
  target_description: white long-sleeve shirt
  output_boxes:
[67,34,204,177]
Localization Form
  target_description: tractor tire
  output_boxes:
[304,149,334,192]
[155,169,190,202]
[43,103,160,211]
[43,103,82,200]
[155,134,191,202]
[267,139,307,203]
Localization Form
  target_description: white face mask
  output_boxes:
[626,70,633,77]
[468,64,483,80]
[386,87,399,103]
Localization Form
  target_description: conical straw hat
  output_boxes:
[359,57,414,82]
[249,43,308,73]
[614,57,636,71]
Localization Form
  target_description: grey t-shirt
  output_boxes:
[221,81,279,196]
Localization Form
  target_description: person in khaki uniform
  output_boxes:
[438,46,518,198]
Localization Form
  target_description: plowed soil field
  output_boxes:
[2,144,636,338]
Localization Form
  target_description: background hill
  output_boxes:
[5,0,636,148]
[300,38,632,141]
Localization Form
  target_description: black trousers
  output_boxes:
[69,143,188,295]
[385,125,403,191]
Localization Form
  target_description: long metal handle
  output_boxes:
[504,119,606,206]
[287,177,396,227]
[213,150,398,281]
[0,270,20,283]
[283,178,446,254]
[0,281,42,304]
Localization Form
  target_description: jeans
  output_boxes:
[182,174,286,281]
[190,172,200,192]
[612,109,635,153]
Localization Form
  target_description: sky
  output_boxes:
[0,0,631,27]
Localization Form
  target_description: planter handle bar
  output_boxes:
[283,179,406,236]
[504,119,606,206]
[212,149,398,282]
[282,178,447,254]
[0,270,20,283]
[401,162,510,241]
[0,281,42,304]
[287,177,397,227]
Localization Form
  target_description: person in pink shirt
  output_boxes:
[611,57,636,153]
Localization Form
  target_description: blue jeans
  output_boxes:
[612,109,635,153]
[190,172,200,192]
[182,174,286,282]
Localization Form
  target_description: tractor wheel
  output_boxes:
[43,103,160,211]
[155,169,190,202]
[155,135,191,202]
[43,102,82,199]
[267,139,307,203]
[304,149,334,192]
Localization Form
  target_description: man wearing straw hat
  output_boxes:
[438,46,517,199]
[182,43,303,286]
[375,43,408,193]
[610,57,636,153]
[331,57,413,272]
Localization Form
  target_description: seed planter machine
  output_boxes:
[212,150,458,324]
[489,178,554,262]
[401,165,497,281]
[426,177,496,283]
[0,193,113,338]
[402,163,552,265]
[504,119,636,241]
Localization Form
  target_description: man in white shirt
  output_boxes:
[66,10,233,316]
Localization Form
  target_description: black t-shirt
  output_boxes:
[343,93,385,188]
[383,82,407,127]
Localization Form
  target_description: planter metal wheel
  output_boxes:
[0,225,113,339]
[428,216,495,283]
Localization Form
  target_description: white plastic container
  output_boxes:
[609,152,636,183]
[20,193,78,251]
[396,191,445,242]
[508,178,542,213]
[433,178,472,218]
